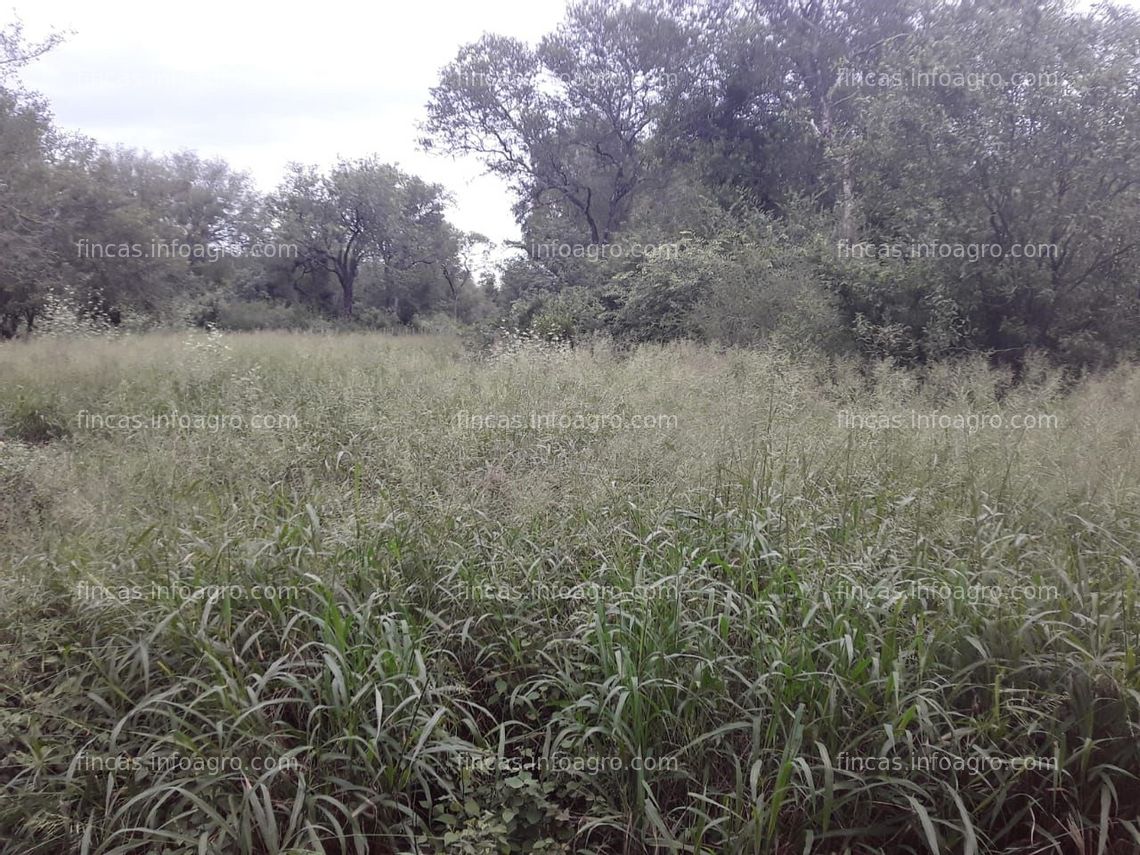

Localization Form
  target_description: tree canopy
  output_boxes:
[2,0,1139,369]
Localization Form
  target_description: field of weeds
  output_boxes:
[1,330,1138,854]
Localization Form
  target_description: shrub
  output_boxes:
[33,283,117,339]
[0,395,70,443]
[214,300,320,331]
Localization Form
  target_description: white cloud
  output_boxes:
[13,0,569,246]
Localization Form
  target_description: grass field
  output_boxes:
[1,330,1138,854]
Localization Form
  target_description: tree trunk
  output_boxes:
[840,154,855,245]
[341,275,354,318]
[820,86,856,246]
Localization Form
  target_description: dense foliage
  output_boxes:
[4,1,1139,368]
[425,0,1140,368]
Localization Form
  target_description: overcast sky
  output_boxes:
[12,0,570,250]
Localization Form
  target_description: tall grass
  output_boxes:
[0,330,1137,853]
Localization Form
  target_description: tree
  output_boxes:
[423,0,683,247]
[0,85,55,336]
[0,17,65,81]
[0,18,63,335]
[440,232,490,321]
[269,158,456,320]
[841,0,1140,366]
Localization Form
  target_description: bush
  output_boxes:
[613,226,846,350]
[34,283,118,339]
[214,300,325,332]
[0,395,70,444]
[530,287,604,343]
[412,311,462,336]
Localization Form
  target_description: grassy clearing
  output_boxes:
[0,330,1138,854]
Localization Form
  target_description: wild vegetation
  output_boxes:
[3,0,1140,851]
[3,0,1140,369]
[1,330,1138,853]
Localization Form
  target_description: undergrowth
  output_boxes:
[0,331,1137,854]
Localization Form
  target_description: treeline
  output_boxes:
[0,20,496,337]
[428,0,1140,368]
[4,0,1140,369]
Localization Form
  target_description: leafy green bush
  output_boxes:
[614,221,847,350]
[530,287,604,343]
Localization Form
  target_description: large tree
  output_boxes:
[423,0,683,246]
[0,19,63,336]
[0,86,55,336]
[269,158,458,319]
[837,0,1140,365]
